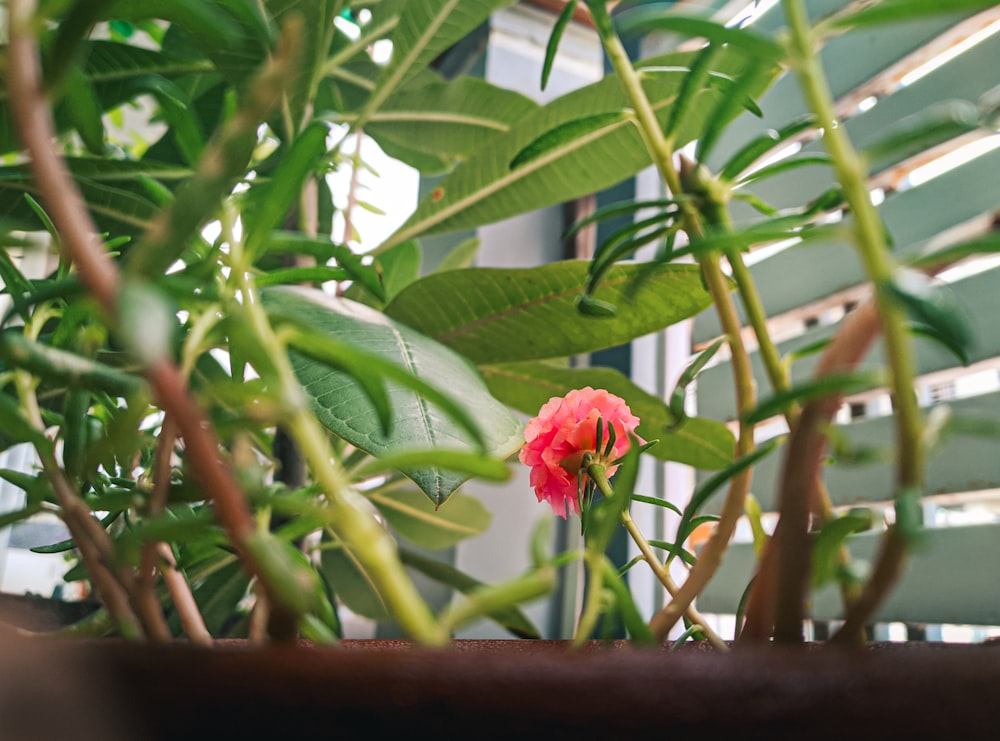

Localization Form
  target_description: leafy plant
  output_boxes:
[1,0,995,650]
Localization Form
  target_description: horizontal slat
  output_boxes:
[697,262,1000,420]
[717,30,1000,224]
[701,389,1000,515]
[693,146,1000,344]
[706,7,980,171]
[697,522,1000,626]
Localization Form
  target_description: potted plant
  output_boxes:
[2,0,1000,736]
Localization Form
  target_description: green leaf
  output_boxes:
[320,528,390,620]
[668,437,784,566]
[117,279,176,365]
[353,449,511,483]
[719,115,817,182]
[61,65,106,155]
[864,100,983,170]
[884,270,974,366]
[379,48,778,250]
[696,60,771,164]
[564,197,679,245]
[262,287,522,506]
[0,159,190,236]
[190,558,251,637]
[0,331,146,397]
[663,44,720,143]
[669,336,726,424]
[811,508,873,589]
[832,0,1000,28]
[615,11,785,62]
[910,233,1000,273]
[746,371,884,425]
[542,0,580,90]
[735,154,833,186]
[351,77,538,175]
[434,237,480,273]
[509,111,634,170]
[0,41,214,156]
[243,121,331,260]
[480,360,734,470]
[399,547,541,638]
[359,0,519,125]
[369,488,491,550]
[384,260,715,364]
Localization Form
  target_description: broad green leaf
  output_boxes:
[190,558,252,637]
[343,77,539,175]
[320,529,390,620]
[434,236,480,273]
[0,41,214,155]
[399,547,541,638]
[354,449,510,483]
[380,48,779,250]
[384,260,715,365]
[360,0,520,124]
[61,65,106,154]
[262,287,522,505]
[369,488,491,549]
[0,159,190,236]
[480,360,734,470]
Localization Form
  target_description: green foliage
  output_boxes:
[4,0,964,647]
[385,261,715,364]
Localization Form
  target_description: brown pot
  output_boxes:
[9,637,1000,740]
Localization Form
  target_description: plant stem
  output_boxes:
[234,263,447,646]
[620,511,728,650]
[587,2,757,642]
[780,0,922,641]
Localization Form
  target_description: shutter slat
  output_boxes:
[696,261,1000,421]
[697,522,1000,625]
[693,147,1000,344]
[701,389,1000,515]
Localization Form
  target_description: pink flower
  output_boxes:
[519,387,642,518]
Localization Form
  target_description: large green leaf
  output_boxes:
[384,260,715,364]
[320,528,390,620]
[379,47,778,249]
[265,0,341,132]
[0,40,214,155]
[261,287,522,505]
[0,158,191,235]
[369,488,491,550]
[480,361,734,470]
[359,0,519,122]
[353,77,540,174]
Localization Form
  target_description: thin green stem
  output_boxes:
[781,0,922,640]
[233,255,447,645]
[587,0,758,642]
[620,510,729,651]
